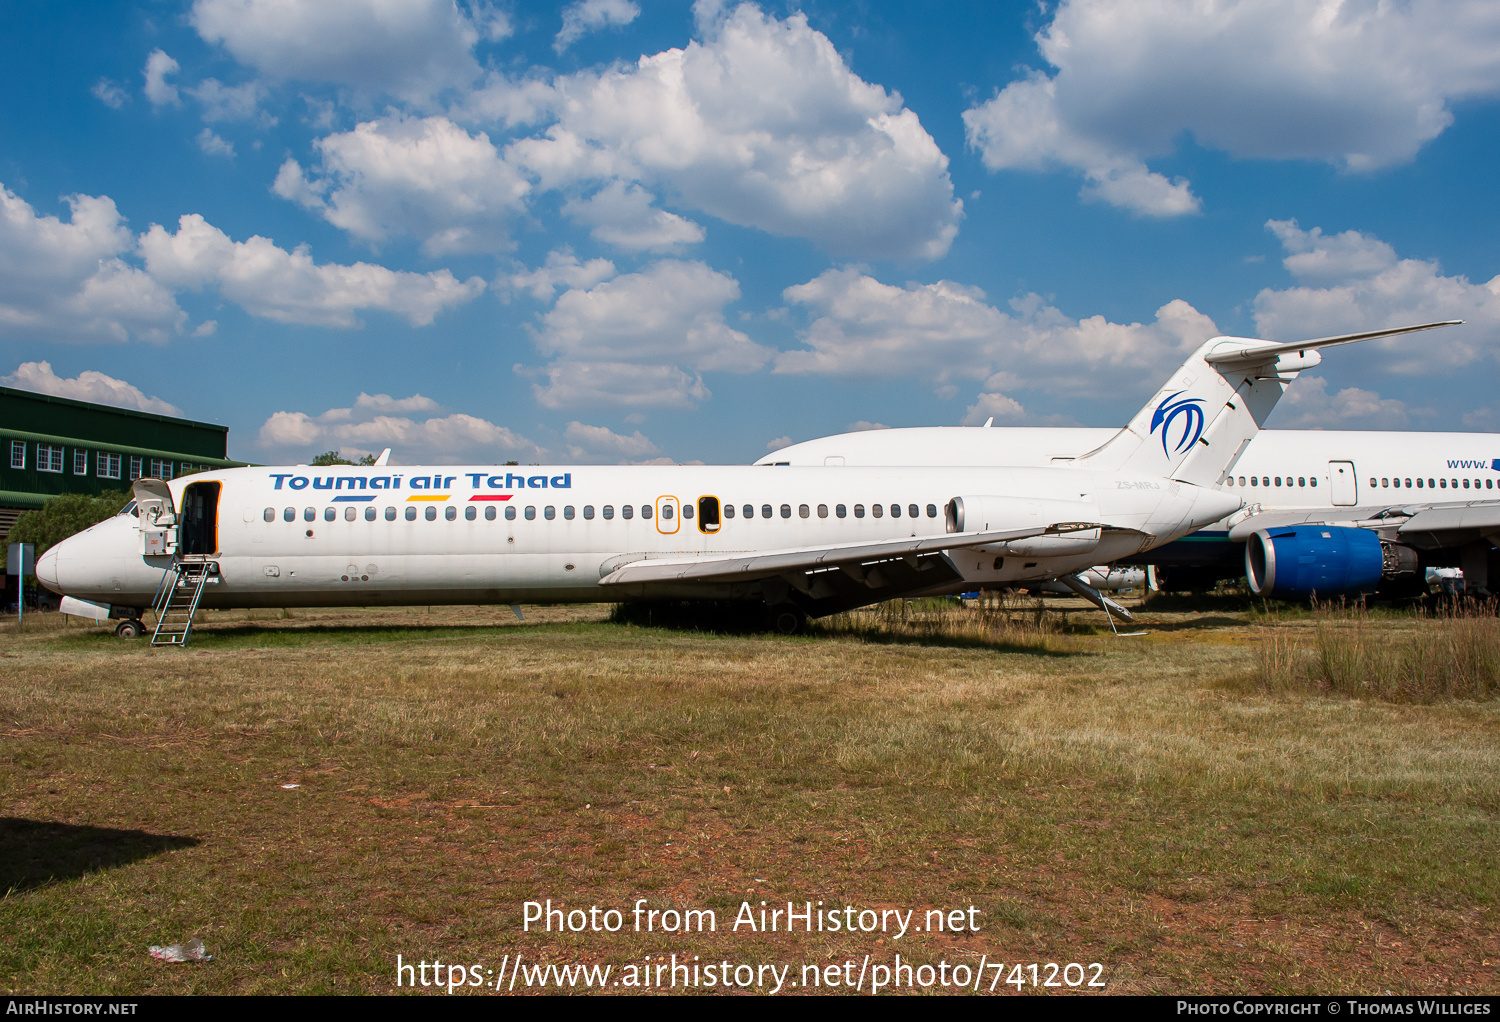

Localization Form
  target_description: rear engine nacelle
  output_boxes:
[946,495,1101,557]
[1245,526,1417,597]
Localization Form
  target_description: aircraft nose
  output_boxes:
[35,546,59,592]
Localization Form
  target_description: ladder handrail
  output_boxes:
[150,560,216,647]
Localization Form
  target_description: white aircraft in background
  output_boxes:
[36,322,1459,641]
[760,328,1500,598]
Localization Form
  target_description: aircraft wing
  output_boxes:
[1227,499,1500,549]
[598,523,1094,587]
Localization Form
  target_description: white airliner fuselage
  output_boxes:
[36,463,1238,612]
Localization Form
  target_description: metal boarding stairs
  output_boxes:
[150,559,218,646]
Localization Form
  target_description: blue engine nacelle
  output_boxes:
[1245,526,1385,597]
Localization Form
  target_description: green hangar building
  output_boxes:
[0,386,245,542]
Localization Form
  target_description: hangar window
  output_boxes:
[345,507,356,522]
[622,505,633,520]
[130,456,144,480]
[837,504,847,518]
[854,504,865,518]
[365,507,377,521]
[525,506,536,520]
[927,504,938,518]
[284,507,295,522]
[465,505,476,520]
[603,505,614,520]
[583,505,595,520]
[385,506,396,521]
[484,506,496,521]
[73,450,88,475]
[304,507,316,522]
[544,506,555,520]
[817,504,828,519]
[36,444,63,473]
[406,506,417,521]
[425,506,437,521]
[8,440,22,469]
[505,506,516,520]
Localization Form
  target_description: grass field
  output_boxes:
[1,598,1496,995]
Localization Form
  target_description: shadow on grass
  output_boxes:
[48,619,596,650]
[0,817,199,895]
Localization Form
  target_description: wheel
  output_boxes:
[766,603,806,635]
[115,619,145,639]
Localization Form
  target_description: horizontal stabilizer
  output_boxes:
[1203,320,1462,370]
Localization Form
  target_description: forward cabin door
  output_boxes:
[1329,461,1357,506]
[180,482,221,556]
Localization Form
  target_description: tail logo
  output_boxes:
[1150,392,1206,456]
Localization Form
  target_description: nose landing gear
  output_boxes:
[115,619,146,639]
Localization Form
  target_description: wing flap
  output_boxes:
[598,524,1088,587]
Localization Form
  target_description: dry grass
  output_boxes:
[1259,603,1500,702]
[1,601,1497,996]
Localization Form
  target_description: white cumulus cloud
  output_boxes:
[1,362,184,416]
[563,420,661,462]
[965,0,1500,214]
[555,0,641,53]
[0,185,186,344]
[1268,375,1412,429]
[562,181,705,253]
[275,114,531,255]
[1253,219,1500,374]
[143,49,182,108]
[529,361,711,411]
[139,213,485,327]
[191,0,486,102]
[258,392,544,464]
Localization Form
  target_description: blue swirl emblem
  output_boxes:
[1150,392,1206,456]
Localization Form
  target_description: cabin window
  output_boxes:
[780,504,791,519]
[1463,479,1471,489]
[1440,478,1447,488]
[365,507,377,521]
[1417,479,1424,488]
[485,506,496,520]
[345,507,356,522]
[564,505,575,520]
[723,504,735,519]
[425,506,437,521]
[661,505,672,520]
[872,504,883,518]
[505,506,516,520]
[927,504,937,518]
[386,506,397,520]
[797,504,809,518]
[908,504,919,518]
[465,506,477,520]
[304,507,316,522]
[622,505,633,520]
[544,506,556,520]
[264,507,275,522]
[525,506,537,520]
[405,506,417,521]
[744,505,754,519]
[817,504,828,518]
[441,505,453,520]
[1310,478,1317,487]
[1371,478,1378,488]
[760,504,771,519]
[1298,477,1305,487]
[1488,480,1494,489]
[583,505,595,520]
[1250,477,1257,486]
[837,504,847,518]
[602,505,614,520]
[698,496,720,533]
[682,504,693,519]
[890,504,900,518]
[641,505,652,520]
[284,507,296,522]
[854,504,865,518]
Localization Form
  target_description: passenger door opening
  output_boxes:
[697,495,721,534]
[180,481,220,556]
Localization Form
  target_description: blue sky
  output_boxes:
[2,0,1498,465]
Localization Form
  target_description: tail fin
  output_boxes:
[1075,321,1461,486]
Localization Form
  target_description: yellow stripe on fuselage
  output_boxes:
[405,495,451,501]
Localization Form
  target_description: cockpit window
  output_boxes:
[119,500,138,517]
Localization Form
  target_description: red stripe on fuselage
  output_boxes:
[468,494,514,501]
